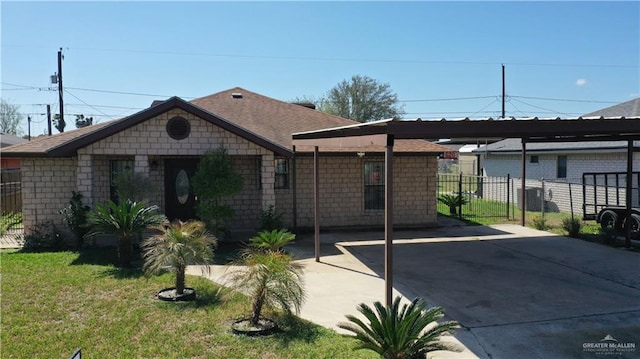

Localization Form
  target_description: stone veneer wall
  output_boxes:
[275,155,438,229]
[21,157,77,232]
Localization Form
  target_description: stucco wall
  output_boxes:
[276,155,438,229]
[21,157,76,232]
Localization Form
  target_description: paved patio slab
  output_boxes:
[189,223,640,359]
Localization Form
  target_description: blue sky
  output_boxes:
[2,1,639,136]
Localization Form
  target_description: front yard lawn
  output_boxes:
[1,249,374,359]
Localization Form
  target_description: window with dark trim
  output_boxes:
[557,155,567,178]
[110,159,134,202]
[364,162,384,210]
[530,155,539,164]
[274,158,289,189]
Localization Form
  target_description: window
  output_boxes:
[364,162,384,210]
[557,155,567,178]
[530,155,539,164]
[274,158,289,189]
[110,159,134,202]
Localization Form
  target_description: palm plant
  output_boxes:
[249,229,296,253]
[227,249,306,326]
[338,296,459,359]
[437,193,468,215]
[86,199,166,267]
[142,220,216,296]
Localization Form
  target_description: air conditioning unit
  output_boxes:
[517,187,542,211]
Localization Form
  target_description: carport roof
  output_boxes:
[292,116,640,145]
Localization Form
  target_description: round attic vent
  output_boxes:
[166,116,190,140]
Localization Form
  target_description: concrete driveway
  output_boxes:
[289,222,640,359]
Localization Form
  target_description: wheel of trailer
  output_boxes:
[599,210,619,231]
[621,214,640,240]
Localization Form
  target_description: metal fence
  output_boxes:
[438,172,638,222]
[437,173,514,220]
[1,169,23,235]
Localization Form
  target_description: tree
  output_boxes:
[75,114,93,128]
[323,75,404,123]
[0,99,24,135]
[142,220,216,298]
[53,114,66,133]
[191,147,244,234]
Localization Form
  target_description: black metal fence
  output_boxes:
[437,173,513,220]
[1,169,23,234]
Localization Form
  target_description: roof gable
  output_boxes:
[2,96,291,157]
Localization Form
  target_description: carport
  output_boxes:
[292,116,640,305]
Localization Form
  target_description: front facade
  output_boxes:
[5,88,451,237]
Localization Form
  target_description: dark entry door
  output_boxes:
[164,159,199,221]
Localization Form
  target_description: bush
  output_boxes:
[0,212,22,236]
[22,222,66,252]
[437,193,468,215]
[531,216,548,230]
[561,217,582,238]
[59,192,91,247]
[259,205,284,231]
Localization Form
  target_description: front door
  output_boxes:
[164,159,199,221]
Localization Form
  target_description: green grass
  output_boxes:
[1,249,375,359]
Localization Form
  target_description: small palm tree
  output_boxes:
[249,229,296,252]
[86,199,166,267]
[227,249,306,326]
[338,296,459,359]
[437,193,468,215]
[142,220,216,296]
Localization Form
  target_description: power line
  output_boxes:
[66,86,195,99]
[64,89,112,118]
[509,95,619,104]
[400,95,496,103]
[510,98,573,116]
[59,46,640,68]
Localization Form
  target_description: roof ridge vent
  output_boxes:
[232,92,243,99]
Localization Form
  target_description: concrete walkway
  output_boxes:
[188,221,640,359]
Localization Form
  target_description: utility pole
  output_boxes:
[501,64,506,118]
[47,104,52,135]
[57,48,65,133]
[27,116,31,141]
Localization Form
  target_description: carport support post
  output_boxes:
[385,135,394,307]
[625,140,632,248]
[314,146,320,262]
[521,139,527,226]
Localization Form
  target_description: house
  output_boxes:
[3,87,453,237]
[471,98,640,213]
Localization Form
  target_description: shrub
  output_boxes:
[249,229,295,253]
[192,147,244,234]
[531,216,548,230]
[259,205,284,231]
[59,192,91,247]
[437,193,468,215]
[22,222,65,252]
[561,217,582,238]
[0,212,22,236]
[338,296,460,358]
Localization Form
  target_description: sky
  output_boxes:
[2,1,639,137]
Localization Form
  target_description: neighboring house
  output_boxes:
[472,98,640,213]
[1,132,27,169]
[3,87,453,237]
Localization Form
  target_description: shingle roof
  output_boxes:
[471,138,640,154]
[584,97,640,117]
[2,87,452,157]
[190,87,451,154]
[1,133,28,147]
